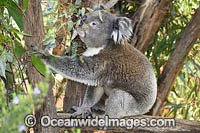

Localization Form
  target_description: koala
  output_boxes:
[36,8,157,118]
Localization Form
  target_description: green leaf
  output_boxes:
[75,19,81,28]
[16,85,25,93]
[6,5,24,31]
[6,72,13,89]
[0,10,9,30]
[31,55,47,76]
[0,56,7,79]
[79,56,84,63]
[81,8,85,16]
[49,55,57,62]
[14,40,26,57]
[9,28,31,36]
[67,20,73,32]
[6,52,13,62]
[0,0,6,6]
[86,8,93,13]
[16,31,31,37]
[23,0,29,12]
[75,0,81,5]
[43,37,54,45]
[179,72,185,84]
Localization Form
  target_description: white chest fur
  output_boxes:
[83,46,105,57]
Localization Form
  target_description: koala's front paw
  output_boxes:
[71,106,92,118]
[28,45,43,56]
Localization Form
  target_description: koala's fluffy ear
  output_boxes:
[111,17,133,44]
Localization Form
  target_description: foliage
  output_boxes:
[42,0,87,58]
[0,0,50,132]
[147,0,200,120]
[0,0,29,85]
[0,0,84,131]
[0,81,49,132]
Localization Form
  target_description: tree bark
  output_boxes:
[131,0,172,53]
[62,0,98,113]
[104,0,119,9]
[152,7,200,116]
[57,113,200,132]
[19,0,58,132]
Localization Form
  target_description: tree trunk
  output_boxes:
[130,0,200,117]
[62,0,97,113]
[131,0,172,53]
[152,7,200,116]
[19,0,58,132]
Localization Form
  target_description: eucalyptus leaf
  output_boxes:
[67,20,74,32]
[179,72,185,84]
[79,56,84,63]
[0,0,6,6]
[0,56,7,79]
[75,0,81,5]
[23,0,29,12]
[6,6,24,31]
[81,8,85,16]
[31,55,47,76]
[0,12,9,30]
[6,52,13,62]
[43,37,54,45]
[14,41,26,57]
[9,28,32,37]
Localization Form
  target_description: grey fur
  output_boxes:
[37,10,157,118]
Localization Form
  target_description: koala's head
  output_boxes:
[77,9,133,48]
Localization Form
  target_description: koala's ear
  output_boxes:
[92,4,105,11]
[111,17,133,44]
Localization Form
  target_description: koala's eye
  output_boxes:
[89,21,98,27]
[92,22,96,25]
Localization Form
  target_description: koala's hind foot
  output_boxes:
[71,106,93,118]
[105,89,140,118]
[71,86,104,118]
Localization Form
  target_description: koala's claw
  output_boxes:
[71,106,92,118]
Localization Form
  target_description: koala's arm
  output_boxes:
[38,54,102,86]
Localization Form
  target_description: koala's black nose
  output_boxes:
[80,15,87,26]
[81,15,87,22]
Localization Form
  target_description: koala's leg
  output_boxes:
[105,89,140,118]
[91,93,107,115]
[72,86,104,118]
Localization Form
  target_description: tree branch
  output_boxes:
[152,7,200,116]
[131,0,172,53]
[104,0,119,9]
[57,113,200,132]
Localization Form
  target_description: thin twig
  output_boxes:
[13,53,28,93]
[9,39,28,93]
[6,74,10,107]
[11,39,28,93]
[9,63,18,95]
